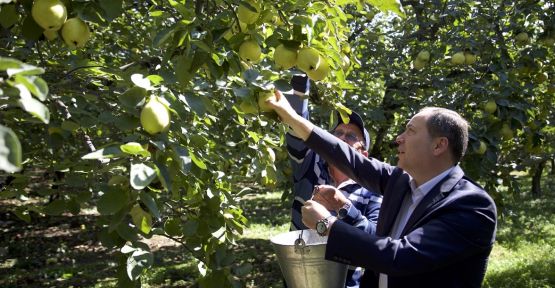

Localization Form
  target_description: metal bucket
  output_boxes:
[270,229,347,288]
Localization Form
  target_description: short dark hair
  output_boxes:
[420,107,469,163]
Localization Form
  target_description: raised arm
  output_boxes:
[268,89,314,141]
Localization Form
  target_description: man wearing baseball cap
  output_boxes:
[284,75,382,288]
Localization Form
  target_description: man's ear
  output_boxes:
[433,137,449,156]
[362,150,369,157]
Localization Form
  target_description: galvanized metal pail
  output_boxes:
[270,229,347,288]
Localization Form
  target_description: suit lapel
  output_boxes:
[377,172,411,237]
[400,166,465,236]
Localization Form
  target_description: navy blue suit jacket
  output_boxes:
[306,127,497,288]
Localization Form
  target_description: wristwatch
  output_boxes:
[337,202,351,220]
[316,215,334,236]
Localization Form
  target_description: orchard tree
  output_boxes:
[0,0,403,286]
[343,0,554,207]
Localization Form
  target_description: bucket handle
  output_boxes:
[294,230,310,254]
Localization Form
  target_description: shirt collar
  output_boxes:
[409,166,455,199]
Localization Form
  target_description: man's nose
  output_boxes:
[394,135,403,145]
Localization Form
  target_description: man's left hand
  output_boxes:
[301,200,332,229]
[312,184,349,212]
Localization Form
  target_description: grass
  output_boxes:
[483,194,555,288]
[1,178,554,287]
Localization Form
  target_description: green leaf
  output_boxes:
[98,0,123,22]
[126,249,153,281]
[16,84,50,124]
[131,74,153,90]
[0,4,19,29]
[82,146,125,160]
[232,87,251,98]
[153,26,175,48]
[189,150,207,170]
[146,75,164,85]
[43,199,67,215]
[175,54,194,85]
[130,204,152,234]
[61,120,80,132]
[243,69,259,83]
[14,74,48,101]
[139,191,160,220]
[20,16,43,41]
[366,0,406,18]
[199,270,226,288]
[273,79,291,91]
[13,207,31,223]
[120,142,151,157]
[116,221,139,242]
[79,2,107,25]
[168,0,194,20]
[114,115,140,131]
[0,124,22,173]
[118,86,147,108]
[97,188,129,215]
[98,228,125,248]
[7,63,44,77]
[0,57,22,70]
[153,160,171,192]
[130,163,157,189]
[182,219,199,237]
[164,218,182,237]
[172,145,192,174]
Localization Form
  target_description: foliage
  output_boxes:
[0,0,554,286]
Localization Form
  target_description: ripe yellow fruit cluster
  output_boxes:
[230,0,338,82]
[413,49,477,69]
[451,51,476,65]
[31,0,91,49]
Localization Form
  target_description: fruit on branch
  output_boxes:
[32,0,67,31]
[239,39,261,63]
[515,32,529,46]
[43,29,58,40]
[483,100,497,114]
[140,96,171,135]
[476,140,487,155]
[297,47,321,73]
[451,52,466,65]
[257,90,276,112]
[417,50,430,62]
[306,56,329,81]
[61,18,91,49]
[273,44,297,69]
[464,52,476,65]
[237,0,261,24]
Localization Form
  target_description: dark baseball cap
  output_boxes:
[333,111,371,151]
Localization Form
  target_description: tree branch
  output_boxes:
[63,65,109,78]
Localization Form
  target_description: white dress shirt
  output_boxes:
[379,167,455,288]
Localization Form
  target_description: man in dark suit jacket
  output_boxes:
[266,91,497,288]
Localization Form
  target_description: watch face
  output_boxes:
[338,203,350,219]
[338,208,348,219]
[316,221,327,234]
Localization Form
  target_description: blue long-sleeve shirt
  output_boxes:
[284,89,382,287]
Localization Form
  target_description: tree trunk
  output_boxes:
[531,159,547,197]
